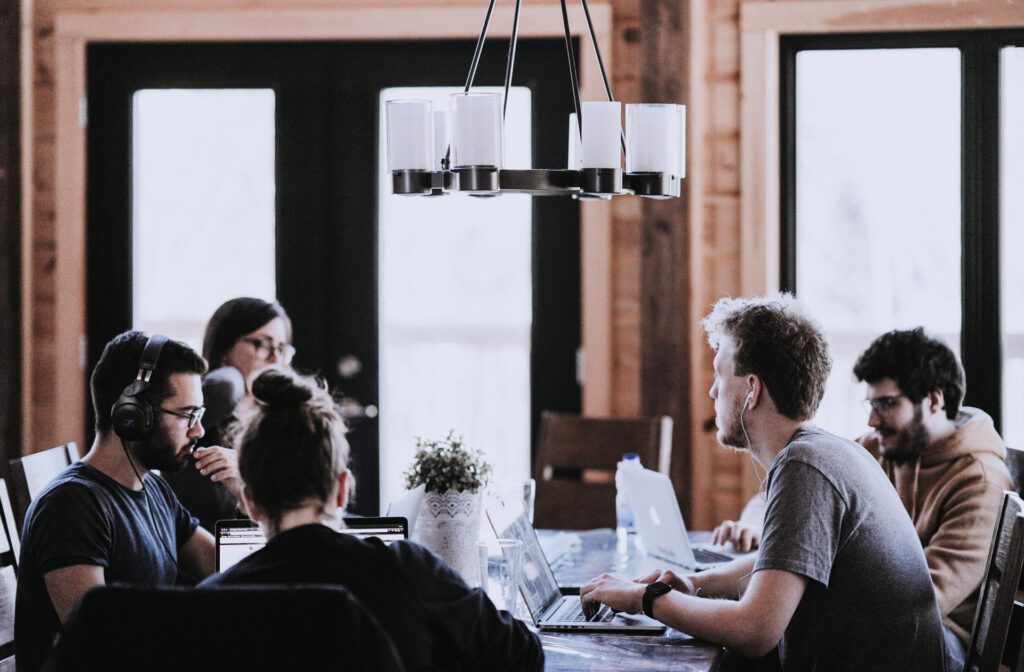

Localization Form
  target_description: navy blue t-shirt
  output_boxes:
[14,462,198,672]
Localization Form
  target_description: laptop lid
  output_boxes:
[385,484,425,535]
[485,495,563,624]
[619,467,698,568]
[214,516,410,573]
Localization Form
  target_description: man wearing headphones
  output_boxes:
[15,331,236,672]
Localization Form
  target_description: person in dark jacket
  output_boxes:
[199,367,543,672]
[165,297,294,531]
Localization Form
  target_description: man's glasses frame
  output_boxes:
[240,336,296,364]
[158,406,206,429]
[862,395,905,418]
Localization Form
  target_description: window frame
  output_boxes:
[779,29,1024,431]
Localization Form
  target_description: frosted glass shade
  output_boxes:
[433,110,449,170]
[626,103,685,174]
[567,113,582,170]
[386,100,433,172]
[581,101,621,170]
[450,92,503,169]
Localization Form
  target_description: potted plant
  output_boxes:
[404,431,492,582]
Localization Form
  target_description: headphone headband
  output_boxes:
[135,334,168,384]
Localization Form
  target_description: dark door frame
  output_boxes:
[86,38,581,512]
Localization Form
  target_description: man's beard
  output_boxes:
[880,406,930,465]
[717,400,749,452]
[134,427,193,473]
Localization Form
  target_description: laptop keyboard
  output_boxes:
[558,601,612,623]
[693,546,733,564]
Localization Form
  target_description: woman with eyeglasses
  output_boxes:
[165,297,295,532]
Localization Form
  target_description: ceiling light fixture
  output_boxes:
[385,0,686,199]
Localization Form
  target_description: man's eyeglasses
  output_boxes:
[158,406,206,429]
[862,395,904,417]
[240,336,296,364]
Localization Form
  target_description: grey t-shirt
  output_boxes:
[756,425,946,671]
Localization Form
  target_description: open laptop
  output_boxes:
[486,495,665,634]
[215,516,409,573]
[619,466,735,571]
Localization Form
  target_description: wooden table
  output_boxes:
[537,529,726,671]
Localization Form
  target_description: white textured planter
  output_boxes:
[412,489,482,584]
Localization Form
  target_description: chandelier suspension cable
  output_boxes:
[559,0,583,131]
[502,0,524,119]
[579,0,615,103]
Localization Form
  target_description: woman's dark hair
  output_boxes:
[853,327,964,419]
[232,368,350,524]
[202,298,293,370]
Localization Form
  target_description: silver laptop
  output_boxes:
[486,495,665,634]
[385,484,425,536]
[619,466,735,571]
[214,517,409,573]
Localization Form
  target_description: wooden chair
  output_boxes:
[964,491,1024,672]
[1005,447,1024,497]
[0,479,19,670]
[8,442,81,535]
[532,411,673,530]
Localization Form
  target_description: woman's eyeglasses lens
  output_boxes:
[244,337,296,364]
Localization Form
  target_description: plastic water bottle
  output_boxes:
[615,453,642,534]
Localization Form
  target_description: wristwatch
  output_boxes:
[642,581,672,618]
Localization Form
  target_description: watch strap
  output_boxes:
[642,581,672,618]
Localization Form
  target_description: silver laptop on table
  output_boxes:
[619,466,736,572]
[486,496,665,634]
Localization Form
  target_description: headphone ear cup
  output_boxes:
[111,396,155,441]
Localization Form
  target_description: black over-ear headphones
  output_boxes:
[111,334,169,441]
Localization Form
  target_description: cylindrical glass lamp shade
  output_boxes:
[450,92,503,169]
[432,110,449,170]
[386,100,433,172]
[567,113,582,170]
[676,105,687,178]
[626,103,682,174]
[581,101,622,170]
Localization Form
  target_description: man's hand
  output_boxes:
[579,573,646,619]
[636,568,698,595]
[711,519,761,552]
[193,446,242,501]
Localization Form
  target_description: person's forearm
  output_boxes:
[649,590,777,658]
[690,555,757,599]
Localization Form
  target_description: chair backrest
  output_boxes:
[1005,447,1024,497]
[44,584,406,672]
[8,442,80,534]
[0,480,18,670]
[965,490,1024,672]
[532,411,673,529]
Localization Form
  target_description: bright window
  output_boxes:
[794,49,962,440]
[377,87,533,509]
[1001,47,1024,449]
[132,89,277,350]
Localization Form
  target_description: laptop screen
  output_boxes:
[215,517,409,573]
[485,496,562,622]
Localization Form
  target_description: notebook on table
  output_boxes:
[214,517,409,573]
[618,467,736,572]
[486,496,665,634]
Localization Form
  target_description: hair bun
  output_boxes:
[251,368,314,407]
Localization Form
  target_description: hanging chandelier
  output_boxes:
[384,0,686,199]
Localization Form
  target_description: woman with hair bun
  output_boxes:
[166,297,294,532]
[199,368,543,671]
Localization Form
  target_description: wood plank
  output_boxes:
[742,0,1024,34]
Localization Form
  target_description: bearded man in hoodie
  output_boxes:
[852,327,1012,668]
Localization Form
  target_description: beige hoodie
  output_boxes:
[861,407,1012,645]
